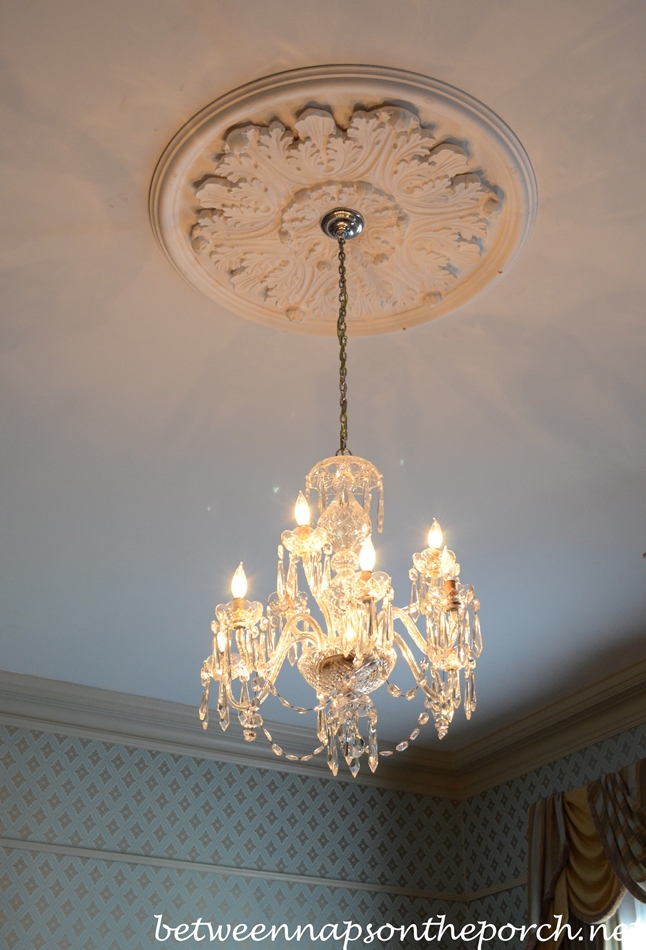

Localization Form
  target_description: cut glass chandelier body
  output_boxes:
[199,211,482,778]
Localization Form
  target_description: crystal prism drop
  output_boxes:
[327,737,339,776]
[322,553,331,591]
[277,556,286,599]
[217,683,229,732]
[286,555,298,599]
[473,614,483,657]
[316,709,327,743]
[199,687,209,722]
[368,720,378,772]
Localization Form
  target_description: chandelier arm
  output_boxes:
[336,237,350,456]
[307,593,335,640]
[265,613,325,685]
[224,679,257,713]
[392,631,424,684]
[392,606,428,656]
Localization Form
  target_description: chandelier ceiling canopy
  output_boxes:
[150,65,536,336]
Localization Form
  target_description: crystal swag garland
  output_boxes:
[199,208,482,777]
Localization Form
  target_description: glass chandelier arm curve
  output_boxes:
[225,680,256,713]
[307,588,335,638]
[265,613,325,685]
[392,606,428,655]
[392,630,424,684]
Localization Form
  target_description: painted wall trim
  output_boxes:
[2,665,645,798]
[0,838,526,904]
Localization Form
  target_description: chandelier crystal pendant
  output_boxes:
[199,208,483,778]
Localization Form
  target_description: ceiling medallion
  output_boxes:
[198,215,483,778]
[150,65,536,335]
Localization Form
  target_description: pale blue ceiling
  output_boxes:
[1,0,645,749]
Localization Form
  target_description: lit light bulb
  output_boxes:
[217,630,228,653]
[359,537,376,572]
[294,491,311,527]
[427,519,443,549]
[231,562,247,599]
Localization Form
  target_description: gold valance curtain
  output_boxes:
[527,758,646,950]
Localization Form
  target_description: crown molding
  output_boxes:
[0,670,436,796]
[1,663,645,799]
[444,654,646,796]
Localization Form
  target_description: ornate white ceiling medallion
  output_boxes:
[150,66,536,335]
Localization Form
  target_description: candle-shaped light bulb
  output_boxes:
[294,491,311,527]
[359,537,376,572]
[427,519,443,549]
[231,562,247,599]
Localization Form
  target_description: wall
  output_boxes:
[462,721,646,947]
[2,720,646,949]
[0,724,457,949]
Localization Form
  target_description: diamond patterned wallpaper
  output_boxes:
[0,726,461,892]
[1,846,453,950]
[1,719,645,949]
[0,724,459,948]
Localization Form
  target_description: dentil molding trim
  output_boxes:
[1,663,645,800]
[150,65,536,335]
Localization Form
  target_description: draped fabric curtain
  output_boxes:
[527,759,646,950]
[588,759,646,901]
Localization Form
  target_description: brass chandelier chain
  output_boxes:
[336,237,350,456]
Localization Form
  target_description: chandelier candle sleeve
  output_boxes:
[199,209,483,776]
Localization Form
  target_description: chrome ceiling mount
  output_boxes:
[320,207,365,241]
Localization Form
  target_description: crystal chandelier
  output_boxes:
[199,208,482,777]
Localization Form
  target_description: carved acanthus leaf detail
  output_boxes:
[190,105,502,328]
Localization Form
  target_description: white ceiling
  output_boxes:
[1,0,645,752]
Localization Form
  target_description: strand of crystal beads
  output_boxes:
[260,726,326,762]
[267,682,320,715]
[386,681,420,701]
